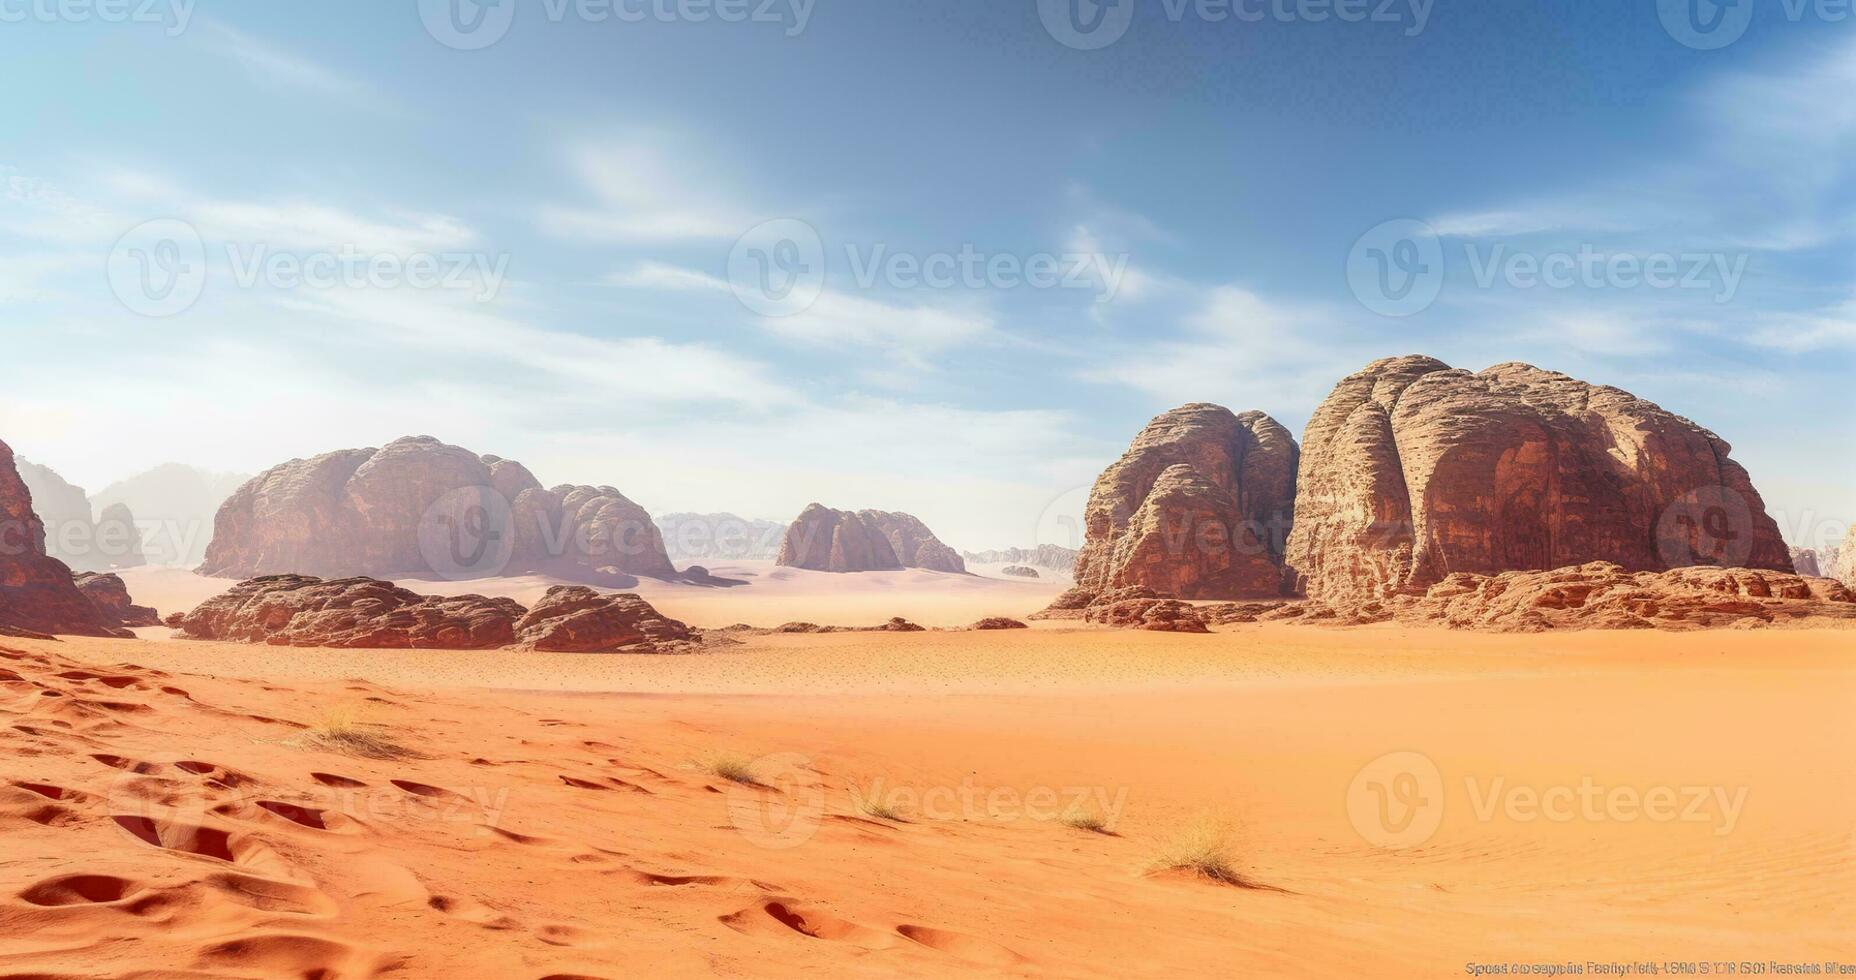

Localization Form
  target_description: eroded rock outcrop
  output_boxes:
[1411,562,1856,631]
[962,545,1079,576]
[201,437,675,584]
[511,586,695,652]
[173,575,525,648]
[0,440,131,639]
[74,572,160,628]
[1832,530,1855,589]
[1072,404,1297,601]
[1001,565,1039,578]
[1285,357,1792,607]
[775,505,900,572]
[1790,547,1824,578]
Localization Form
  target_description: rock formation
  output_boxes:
[967,617,1029,630]
[200,437,675,585]
[0,440,132,639]
[656,512,785,563]
[859,510,965,573]
[1835,529,1856,589]
[1070,404,1298,600]
[1790,547,1823,578]
[511,586,695,652]
[962,545,1078,576]
[94,463,250,567]
[1412,562,1856,631]
[509,485,678,584]
[1001,565,1039,578]
[173,576,525,649]
[775,505,898,572]
[94,503,144,568]
[73,572,160,628]
[1285,357,1792,607]
[13,459,144,571]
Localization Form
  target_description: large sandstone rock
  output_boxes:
[1072,404,1297,600]
[74,572,160,628]
[509,485,678,585]
[94,503,144,568]
[511,586,695,652]
[774,505,902,572]
[1285,357,1791,606]
[200,437,676,584]
[172,575,525,648]
[859,510,965,573]
[1411,561,1856,631]
[0,441,132,639]
[1833,529,1856,589]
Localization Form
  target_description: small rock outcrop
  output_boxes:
[173,575,525,649]
[0,440,131,639]
[962,545,1079,576]
[1411,562,1856,631]
[1790,547,1824,578]
[1001,565,1040,578]
[200,437,675,584]
[1072,404,1298,600]
[967,617,1029,630]
[73,572,160,628]
[1286,357,1792,607]
[511,586,695,652]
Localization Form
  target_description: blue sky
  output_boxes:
[0,1,1850,552]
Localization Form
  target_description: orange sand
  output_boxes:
[1,612,1851,977]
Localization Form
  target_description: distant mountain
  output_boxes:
[962,544,1078,576]
[93,463,250,568]
[13,458,145,571]
[656,512,786,564]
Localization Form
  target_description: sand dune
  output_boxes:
[1,621,1850,977]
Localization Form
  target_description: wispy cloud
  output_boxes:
[540,135,755,243]
[198,20,384,106]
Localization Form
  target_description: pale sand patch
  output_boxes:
[1,623,1850,977]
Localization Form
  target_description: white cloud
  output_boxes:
[199,20,382,105]
[539,135,754,243]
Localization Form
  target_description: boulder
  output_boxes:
[0,440,131,638]
[73,572,160,628]
[1001,565,1040,578]
[967,617,1029,630]
[512,586,694,652]
[200,436,675,584]
[1073,404,1297,600]
[1409,561,1856,631]
[1285,357,1792,607]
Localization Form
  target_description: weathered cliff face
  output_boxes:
[1071,404,1298,600]
[857,510,966,573]
[200,437,675,584]
[1284,356,1792,606]
[1834,529,1856,590]
[962,545,1078,576]
[13,459,144,571]
[774,505,902,573]
[0,440,131,638]
[1790,547,1824,578]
